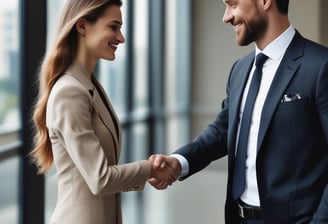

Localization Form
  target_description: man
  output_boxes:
[149,0,328,223]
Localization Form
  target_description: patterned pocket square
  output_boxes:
[281,93,301,102]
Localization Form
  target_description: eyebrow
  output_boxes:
[111,20,122,26]
[224,0,237,4]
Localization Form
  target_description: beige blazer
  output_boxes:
[46,61,151,224]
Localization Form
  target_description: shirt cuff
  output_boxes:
[170,154,189,178]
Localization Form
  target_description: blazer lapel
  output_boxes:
[65,62,121,162]
[257,32,304,151]
[91,76,122,147]
[90,87,121,162]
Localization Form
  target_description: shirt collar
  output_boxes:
[255,25,296,61]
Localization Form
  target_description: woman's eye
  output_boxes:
[108,25,118,31]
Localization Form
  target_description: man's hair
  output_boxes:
[276,0,289,14]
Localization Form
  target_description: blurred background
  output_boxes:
[0,0,327,223]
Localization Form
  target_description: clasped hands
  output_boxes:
[148,154,181,190]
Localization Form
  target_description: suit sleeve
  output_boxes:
[47,80,150,196]
[174,61,240,179]
[311,60,328,222]
[316,60,328,141]
[311,186,328,224]
[175,92,230,179]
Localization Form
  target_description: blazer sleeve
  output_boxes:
[47,78,151,196]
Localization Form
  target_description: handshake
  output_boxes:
[148,154,182,190]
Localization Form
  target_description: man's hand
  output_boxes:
[148,154,182,190]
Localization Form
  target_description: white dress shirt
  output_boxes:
[173,25,296,206]
[239,25,295,206]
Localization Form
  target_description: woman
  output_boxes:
[30,0,175,223]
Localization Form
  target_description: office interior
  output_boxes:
[0,0,327,223]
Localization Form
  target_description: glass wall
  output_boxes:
[0,1,21,145]
[45,1,66,223]
[0,157,19,224]
[165,0,191,152]
[0,1,21,223]
[132,0,149,111]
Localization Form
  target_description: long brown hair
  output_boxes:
[30,0,122,174]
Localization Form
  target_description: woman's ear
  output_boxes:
[76,18,86,36]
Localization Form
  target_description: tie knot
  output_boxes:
[255,53,268,67]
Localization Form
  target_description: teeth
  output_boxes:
[110,43,118,48]
[234,24,241,31]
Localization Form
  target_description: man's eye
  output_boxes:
[230,3,237,9]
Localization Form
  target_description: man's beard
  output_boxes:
[239,17,267,46]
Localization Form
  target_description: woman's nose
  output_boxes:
[118,31,125,43]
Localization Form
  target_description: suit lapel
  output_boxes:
[257,32,305,151]
[228,53,254,157]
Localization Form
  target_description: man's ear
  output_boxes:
[262,0,272,11]
[76,18,87,36]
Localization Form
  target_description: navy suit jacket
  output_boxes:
[175,31,328,224]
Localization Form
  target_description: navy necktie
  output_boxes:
[232,53,268,199]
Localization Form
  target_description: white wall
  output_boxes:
[191,0,324,138]
[289,0,321,42]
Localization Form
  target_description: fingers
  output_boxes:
[149,154,181,173]
[149,164,176,183]
[148,178,170,190]
[149,154,168,169]
[165,157,182,176]
[148,154,182,190]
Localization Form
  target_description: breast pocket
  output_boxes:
[276,96,309,111]
[269,96,314,146]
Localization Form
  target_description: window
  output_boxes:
[0,1,21,223]
[45,1,66,223]
[0,157,19,224]
[165,0,191,151]
[0,1,21,146]
[132,0,149,111]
